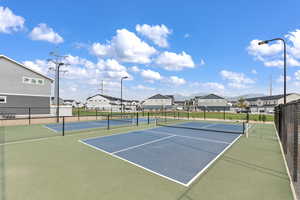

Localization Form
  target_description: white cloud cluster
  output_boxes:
[155,51,195,71]
[202,82,225,90]
[97,59,131,80]
[29,23,64,44]
[220,70,255,88]
[168,76,186,85]
[276,75,291,83]
[295,70,300,80]
[140,69,162,81]
[251,69,257,74]
[247,30,300,67]
[0,7,25,33]
[136,24,171,48]
[91,29,157,64]
[134,84,155,90]
[130,66,140,72]
[23,59,53,75]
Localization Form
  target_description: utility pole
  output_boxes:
[99,80,104,95]
[270,74,272,96]
[48,52,69,123]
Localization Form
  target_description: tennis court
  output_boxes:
[80,121,244,186]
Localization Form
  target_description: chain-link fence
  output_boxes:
[274,100,300,196]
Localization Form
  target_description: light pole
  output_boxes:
[120,76,128,113]
[258,38,287,104]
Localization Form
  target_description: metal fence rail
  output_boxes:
[274,100,300,184]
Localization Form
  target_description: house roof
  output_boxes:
[195,94,224,100]
[0,55,53,82]
[147,94,172,100]
[245,93,296,101]
[86,94,136,102]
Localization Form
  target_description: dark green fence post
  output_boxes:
[204,107,206,120]
[136,112,139,126]
[77,109,80,121]
[96,109,98,120]
[28,107,31,125]
[223,107,226,120]
[147,112,150,124]
[62,116,65,136]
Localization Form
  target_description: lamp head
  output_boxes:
[258,40,269,45]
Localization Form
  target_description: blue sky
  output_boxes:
[1,0,300,101]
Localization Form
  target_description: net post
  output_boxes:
[136,112,139,126]
[62,116,65,136]
[28,107,31,125]
[147,112,150,124]
[107,115,110,130]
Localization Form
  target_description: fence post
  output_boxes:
[96,109,98,120]
[204,107,206,120]
[177,112,179,120]
[188,111,190,120]
[28,107,31,125]
[62,116,65,136]
[147,112,150,124]
[77,109,80,121]
[223,107,226,120]
[136,112,139,126]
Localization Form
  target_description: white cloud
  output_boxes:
[155,51,195,71]
[134,84,155,90]
[140,69,162,81]
[276,75,291,83]
[90,29,157,64]
[202,82,225,90]
[136,24,171,48]
[286,29,300,59]
[29,23,64,44]
[295,70,300,80]
[130,66,140,72]
[0,7,25,33]
[96,59,132,80]
[220,70,255,88]
[247,31,300,67]
[200,59,205,66]
[168,76,186,85]
[22,59,55,76]
[184,33,190,38]
[251,69,257,74]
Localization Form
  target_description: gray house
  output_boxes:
[0,55,53,116]
[191,94,229,111]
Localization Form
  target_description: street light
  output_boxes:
[121,76,128,113]
[258,38,287,104]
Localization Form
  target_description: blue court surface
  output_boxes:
[44,117,155,132]
[80,121,243,186]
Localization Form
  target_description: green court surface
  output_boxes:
[0,122,294,200]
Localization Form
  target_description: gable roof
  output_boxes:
[86,94,136,102]
[195,94,224,100]
[245,93,297,101]
[147,94,172,100]
[0,55,53,82]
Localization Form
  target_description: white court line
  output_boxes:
[43,125,59,133]
[186,134,241,186]
[0,136,61,146]
[79,128,242,187]
[78,139,188,187]
[147,130,230,145]
[112,135,176,154]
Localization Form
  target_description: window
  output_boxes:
[23,76,45,85]
[0,96,7,103]
[23,77,31,83]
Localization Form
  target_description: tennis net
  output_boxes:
[156,118,245,135]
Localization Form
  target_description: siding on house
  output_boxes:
[0,55,53,115]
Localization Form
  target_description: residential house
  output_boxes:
[0,55,53,116]
[142,94,174,110]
